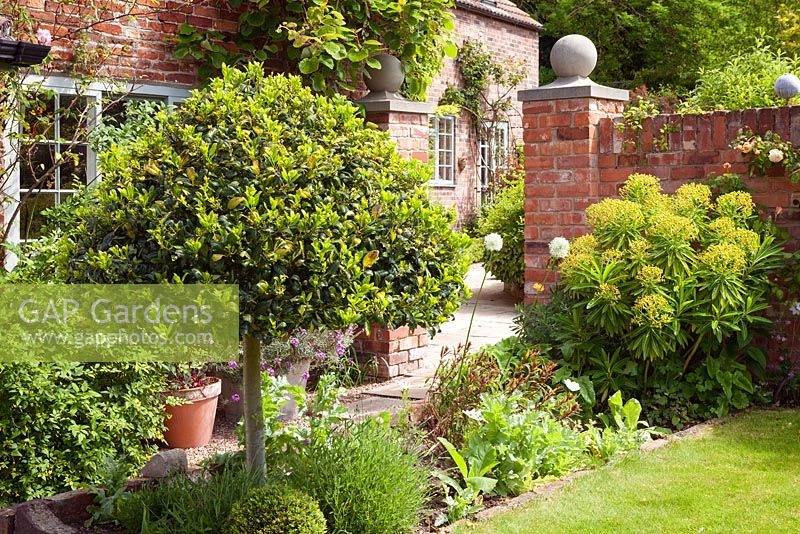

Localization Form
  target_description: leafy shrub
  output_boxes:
[287,416,429,534]
[60,65,469,341]
[116,466,259,533]
[477,177,524,286]
[225,485,326,534]
[464,236,485,264]
[521,174,784,426]
[0,191,167,504]
[89,99,168,152]
[427,340,579,444]
[434,390,653,524]
[684,41,800,111]
[0,363,166,503]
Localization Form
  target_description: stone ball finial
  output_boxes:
[775,74,800,101]
[364,53,405,93]
[550,34,597,79]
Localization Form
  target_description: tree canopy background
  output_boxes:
[518,0,800,90]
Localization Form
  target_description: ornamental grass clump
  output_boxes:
[543,174,785,425]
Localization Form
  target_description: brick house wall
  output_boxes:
[425,6,539,226]
[14,1,539,226]
[18,0,249,85]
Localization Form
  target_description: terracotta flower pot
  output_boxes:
[162,377,221,449]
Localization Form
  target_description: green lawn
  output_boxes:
[456,410,800,534]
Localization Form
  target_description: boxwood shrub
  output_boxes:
[225,485,326,534]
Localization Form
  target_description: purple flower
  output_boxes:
[267,367,275,377]
[274,357,282,365]
[336,342,345,356]
[348,357,354,365]
[302,371,310,381]
[289,337,300,347]
[260,361,267,371]
[316,351,326,361]
[231,393,240,403]
[299,329,308,337]
[228,361,238,368]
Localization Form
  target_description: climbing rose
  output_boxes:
[484,233,503,252]
[36,28,52,46]
[768,149,785,163]
[549,237,570,259]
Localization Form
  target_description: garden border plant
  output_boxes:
[517,173,786,427]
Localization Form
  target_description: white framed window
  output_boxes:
[429,115,456,185]
[3,77,189,250]
[479,120,509,189]
[15,90,98,241]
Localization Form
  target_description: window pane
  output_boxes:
[59,144,88,189]
[22,94,55,138]
[59,95,89,141]
[19,193,56,240]
[19,144,56,190]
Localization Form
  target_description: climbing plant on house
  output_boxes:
[439,39,525,199]
[173,0,457,100]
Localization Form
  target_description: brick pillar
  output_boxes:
[358,92,433,162]
[518,81,629,303]
[354,92,434,378]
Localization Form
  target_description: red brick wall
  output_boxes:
[522,100,800,302]
[353,326,430,379]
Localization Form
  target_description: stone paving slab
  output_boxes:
[346,264,518,409]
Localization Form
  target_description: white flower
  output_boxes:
[484,233,503,252]
[564,379,581,392]
[36,28,52,46]
[463,409,484,421]
[790,301,800,316]
[549,237,570,259]
[768,149,785,163]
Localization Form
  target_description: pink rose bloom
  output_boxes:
[36,28,52,46]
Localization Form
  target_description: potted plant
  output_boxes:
[263,326,359,418]
[162,366,222,449]
[207,327,359,420]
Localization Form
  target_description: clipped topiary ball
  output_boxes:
[225,485,326,534]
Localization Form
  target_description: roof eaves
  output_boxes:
[454,0,543,31]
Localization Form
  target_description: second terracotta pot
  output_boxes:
[163,377,221,449]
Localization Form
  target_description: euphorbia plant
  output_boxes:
[59,65,469,477]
